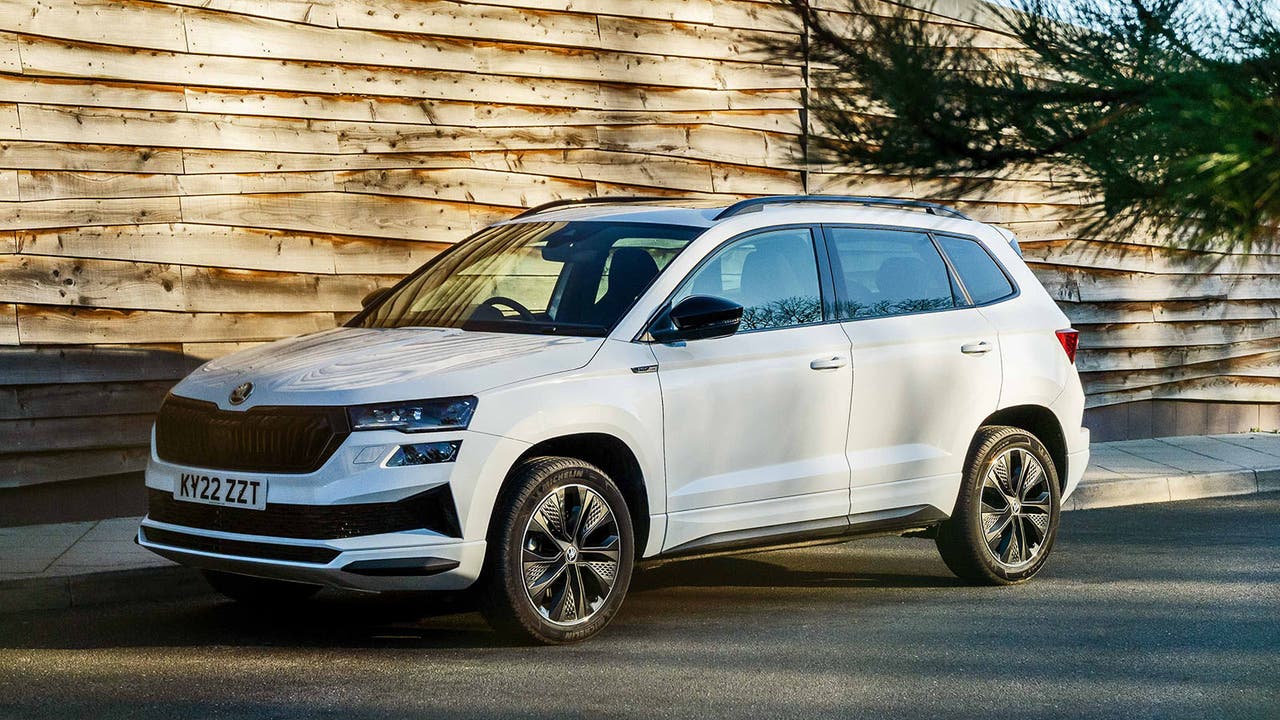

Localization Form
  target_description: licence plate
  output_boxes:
[174,472,267,510]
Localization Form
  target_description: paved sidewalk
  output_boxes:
[2,433,1278,614]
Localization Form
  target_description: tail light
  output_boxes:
[1056,329,1079,364]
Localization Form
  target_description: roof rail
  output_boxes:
[510,196,702,220]
[712,195,971,221]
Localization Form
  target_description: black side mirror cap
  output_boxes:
[361,287,394,309]
[651,295,743,342]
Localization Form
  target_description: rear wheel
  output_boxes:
[202,569,321,605]
[479,456,634,644]
[936,425,1061,585]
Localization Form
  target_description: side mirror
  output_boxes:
[652,295,743,342]
[361,287,394,309]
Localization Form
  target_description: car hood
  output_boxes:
[170,327,604,410]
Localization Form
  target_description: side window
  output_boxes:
[826,227,958,320]
[936,235,1016,304]
[672,228,823,331]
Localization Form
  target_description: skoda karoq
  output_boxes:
[139,195,1090,644]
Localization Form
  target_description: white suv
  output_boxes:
[138,195,1089,644]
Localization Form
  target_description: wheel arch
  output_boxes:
[497,432,650,559]
[977,405,1068,490]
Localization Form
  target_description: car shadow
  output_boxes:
[0,544,963,652]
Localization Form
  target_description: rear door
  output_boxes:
[823,226,1003,516]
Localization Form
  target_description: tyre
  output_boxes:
[202,569,321,605]
[479,456,635,644]
[936,425,1062,585]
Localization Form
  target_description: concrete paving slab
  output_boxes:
[1162,436,1280,470]
[1212,432,1280,459]
[77,517,144,544]
[1090,448,1184,476]
[51,540,166,570]
[1136,439,1252,473]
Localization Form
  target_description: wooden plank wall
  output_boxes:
[0,0,1275,493]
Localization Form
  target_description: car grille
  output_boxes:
[142,526,340,564]
[154,395,349,474]
[146,485,462,540]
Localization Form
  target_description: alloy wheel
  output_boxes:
[980,447,1053,569]
[521,484,622,626]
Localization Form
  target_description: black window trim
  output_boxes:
[928,230,1021,308]
[818,223,1021,324]
[636,223,834,342]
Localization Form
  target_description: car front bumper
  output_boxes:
[138,426,527,592]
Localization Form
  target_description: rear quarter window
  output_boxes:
[936,235,1016,305]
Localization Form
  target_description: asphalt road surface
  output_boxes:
[1,494,1277,719]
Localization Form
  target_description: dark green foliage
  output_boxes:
[780,0,1280,250]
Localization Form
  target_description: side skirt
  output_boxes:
[649,504,948,564]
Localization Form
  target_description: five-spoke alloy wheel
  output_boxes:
[480,456,634,644]
[936,425,1062,585]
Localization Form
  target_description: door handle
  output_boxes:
[961,341,993,355]
[810,355,849,370]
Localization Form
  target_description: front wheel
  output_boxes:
[936,426,1062,585]
[478,456,635,644]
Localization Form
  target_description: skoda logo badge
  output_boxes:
[229,382,254,406]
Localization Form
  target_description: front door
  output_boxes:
[652,227,853,551]
[823,226,1003,516]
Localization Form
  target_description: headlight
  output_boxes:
[347,396,477,433]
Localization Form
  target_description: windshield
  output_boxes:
[351,221,703,336]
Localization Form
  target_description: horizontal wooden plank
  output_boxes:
[338,167,595,207]
[1079,339,1280,375]
[0,74,187,113]
[178,192,499,241]
[442,0,797,32]
[16,170,338,200]
[0,169,16,201]
[0,196,182,231]
[0,379,172,419]
[18,170,179,202]
[180,340,267,362]
[18,104,341,154]
[19,35,800,110]
[1060,300,1280,325]
[16,305,338,344]
[0,102,18,138]
[0,231,13,253]
[0,343,196,384]
[331,236,443,274]
[1033,265,1280,303]
[1086,375,1280,407]
[0,303,15,345]
[1,0,188,52]
[333,0,602,49]
[0,254,183,310]
[0,446,148,488]
[0,254,391,312]
[0,31,20,73]
[1077,319,1280,349]
[0,140,185,173]
[471,148,717,192]
[16,223,446,275]
[1023,239,1280,276]
[0,413,154,454]
[159,0,337,26]
[1081,351,1280,396]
